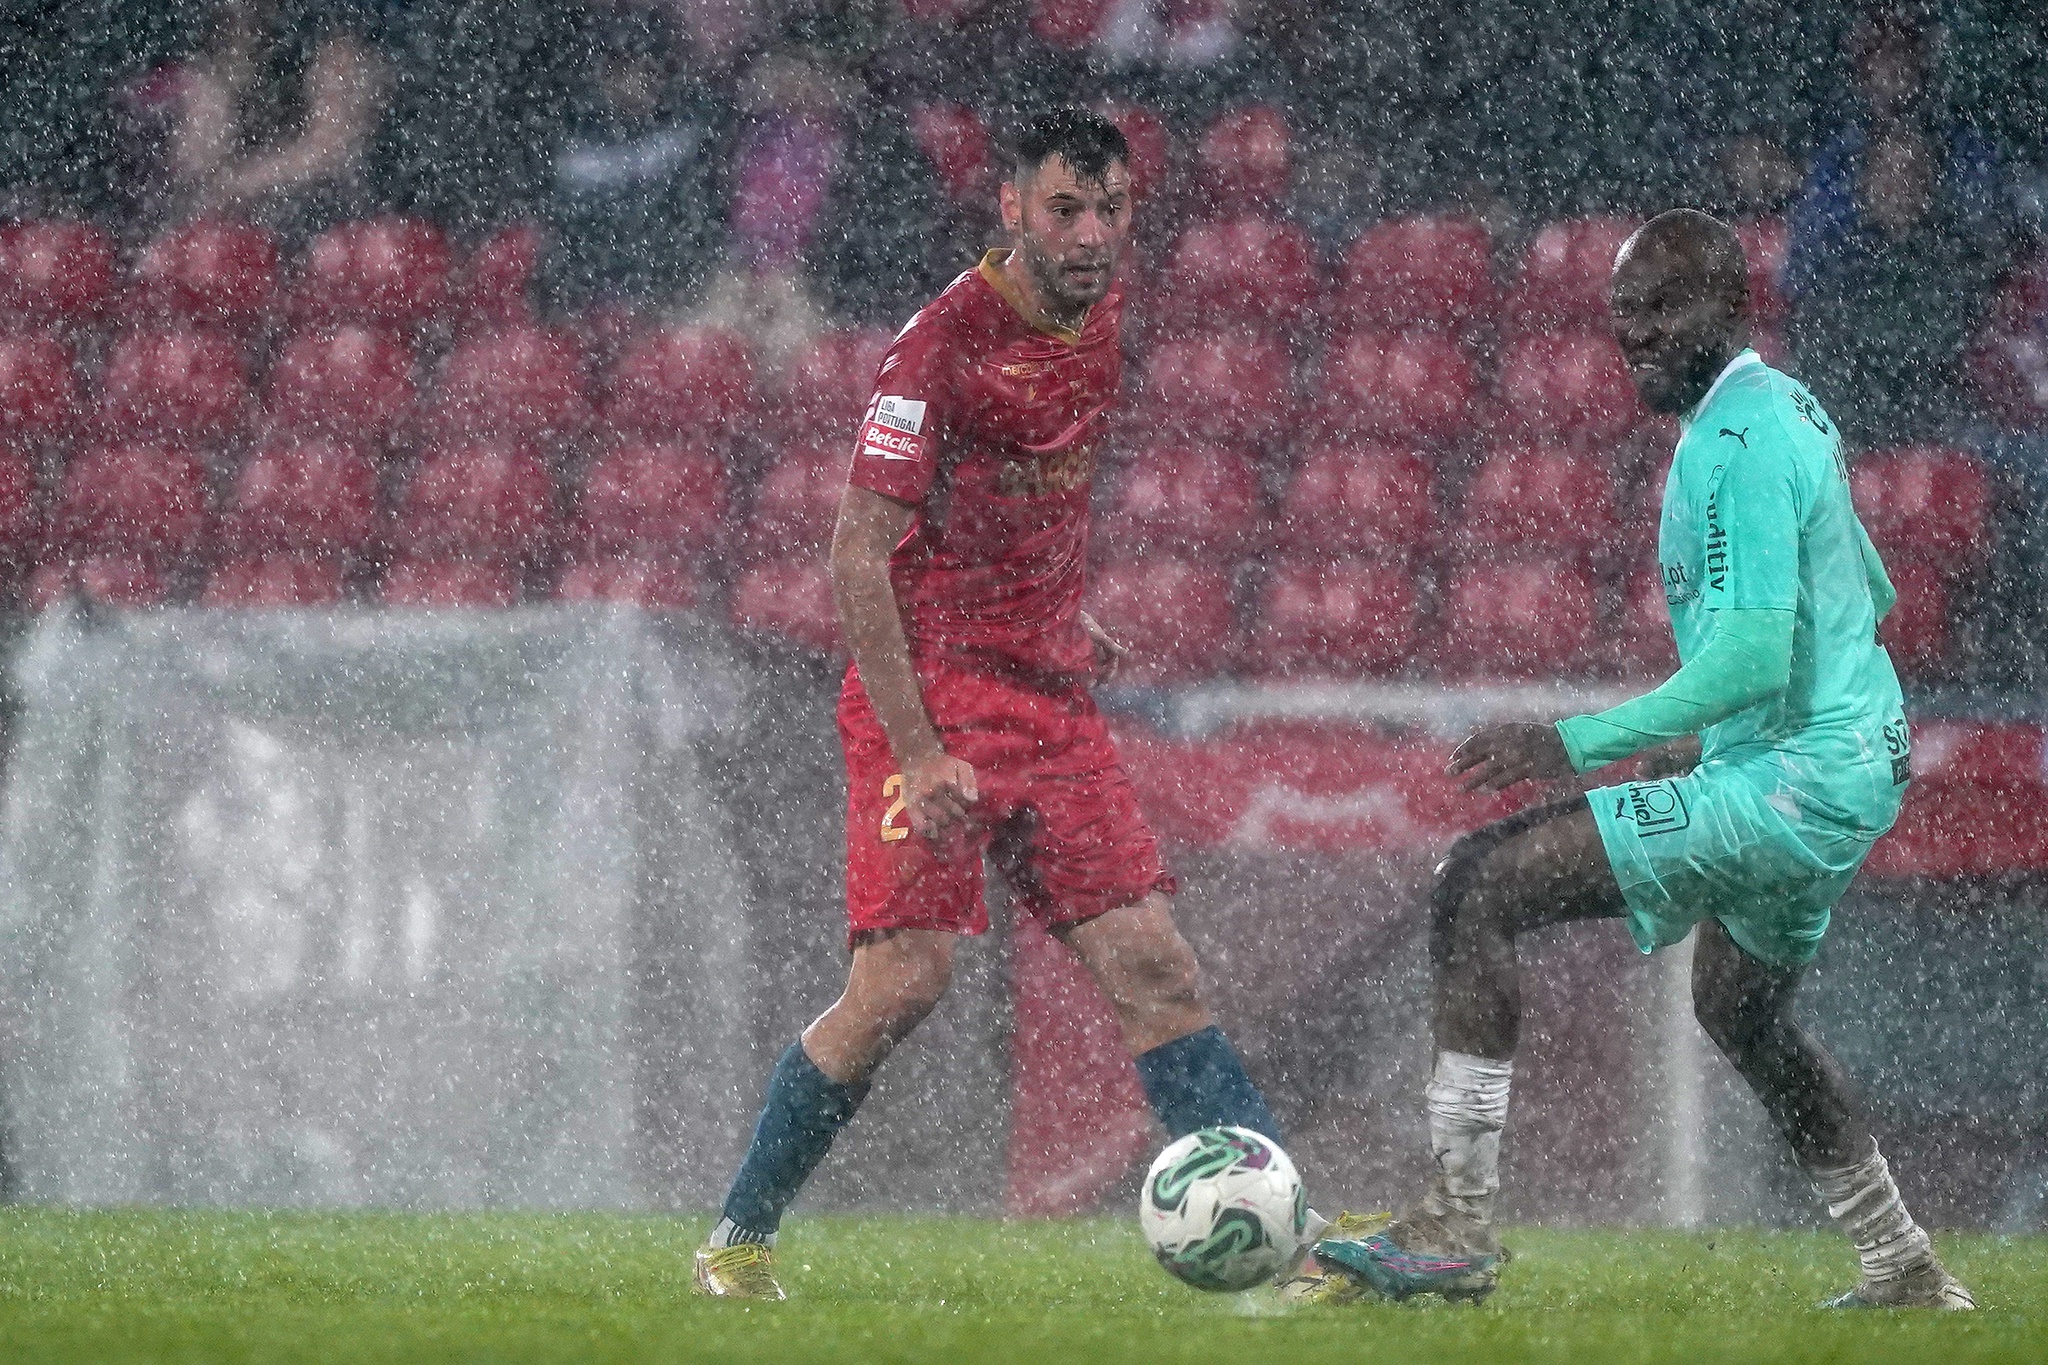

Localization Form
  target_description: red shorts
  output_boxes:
[839,660,1174,948]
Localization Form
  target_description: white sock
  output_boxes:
[709,1216,775,1249]
[1424,1050,1514,1224]
[1809,1145,1933,1283]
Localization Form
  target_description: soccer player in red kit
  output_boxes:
[695,108,1288,1300]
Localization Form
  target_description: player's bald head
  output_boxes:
[1616,209,1749,310]
[1610,209,1752,414]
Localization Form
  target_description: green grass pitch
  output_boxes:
[0,1211,2040,1364]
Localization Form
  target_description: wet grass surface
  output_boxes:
[0,1211,2040,1363]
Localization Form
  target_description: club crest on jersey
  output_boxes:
[1615,779,1690,836]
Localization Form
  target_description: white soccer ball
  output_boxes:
[1140,1126,1306,1292]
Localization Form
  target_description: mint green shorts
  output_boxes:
[1587,755,1892,969]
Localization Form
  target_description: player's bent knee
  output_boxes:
[846,939,955,1034]
[1430,832,1507,958]
[886,961,953,1028]
[1108,926,1204,1013]
[1692,985,1771,1060]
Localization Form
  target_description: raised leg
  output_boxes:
[1430,798,1626,1058]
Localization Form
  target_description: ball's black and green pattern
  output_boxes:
[1140,1126,1305,1293]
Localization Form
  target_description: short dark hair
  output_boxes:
[1006,107,1130,186]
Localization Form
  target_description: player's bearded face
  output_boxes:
[1610,251,1741,414]
[1011,156,1131,314]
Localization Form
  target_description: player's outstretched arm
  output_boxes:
[1450,610,1792,793]
[830,485,979,842]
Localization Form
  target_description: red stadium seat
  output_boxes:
[220,436,377,555]
[1196,106,1290,211]
[575,440,726,557]
[1279,444,1438,555]
[1097,101,1170,202]
[750,439,847,558]
[1495,329,1643,443]
[1438,555,1600,678]
[0,332,80,442]
[1878,558,1950,676]
[429,326,590,444]
[1850,446,1991,564]
[1085,555,1236,683]
[601,326,755,439]
[1099,443,1261,560]
[1157,215,1319,336]
[381,556,521,607]
[781,328,893,442]
[1311,331,1476,442]
[25,553,168,611]
[557,554,701,610]
[53,443,209,557]
[1251,556,1420,678]
[1140,333,1291,446]
[396,441,557,557]
[1337,216,1495,333]
[1612,560,1679,677]
[0,448,37,562]
[729,559,839,652]
[1504,216,1638,332]
[262,325,417,446]
[292,216,452,326]
[0,219,114,323]
[202,555,348,607]
[1735,217,1789,320]
[458,223,541,329]
[98,327,249,442]
[131,219,278,327]
[910,103,993,204]
[1461,445,1619,553]
[1030,0,1112,50]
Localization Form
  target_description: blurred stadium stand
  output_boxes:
[0,0,2036,692]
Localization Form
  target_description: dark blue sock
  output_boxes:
[1134,1025,1283,1145]
[720,1041,869,1237]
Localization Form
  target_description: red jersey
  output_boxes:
[847,250,1121,682]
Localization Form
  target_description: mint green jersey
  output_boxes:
[1657,349,1909,836]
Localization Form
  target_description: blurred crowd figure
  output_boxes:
[1786,6,2009,446]
[1,0,2045,665]
[5,2,2034,301]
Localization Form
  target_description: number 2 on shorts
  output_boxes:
[881,774,910,843]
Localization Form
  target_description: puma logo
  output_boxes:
[1719,427,1749,448]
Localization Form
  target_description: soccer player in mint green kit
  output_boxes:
[1308,209,1974,1309]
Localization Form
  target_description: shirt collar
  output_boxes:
[1681,348,1764,430]
[978,248,1088,345]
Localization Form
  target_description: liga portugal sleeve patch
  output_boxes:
[858,396,930,463]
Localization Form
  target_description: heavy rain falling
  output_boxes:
[0,0,2043,1359]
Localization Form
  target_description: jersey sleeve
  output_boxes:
[1700,416,1804,613]
[847,314,957,505]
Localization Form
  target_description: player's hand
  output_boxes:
[1447,722,1577,792]
[1079,610,1129,684]
[902,747,980,845]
